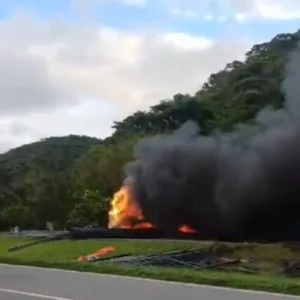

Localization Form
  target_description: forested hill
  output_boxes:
[0,29,299,230]
[110,31,299,138]
[0,135,102,171]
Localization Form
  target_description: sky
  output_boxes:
[0,0,299,152]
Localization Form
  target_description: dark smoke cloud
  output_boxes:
[125,42,300,241]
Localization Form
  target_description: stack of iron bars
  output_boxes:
[97,248,240,269]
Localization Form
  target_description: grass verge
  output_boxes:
[0,236,300,296]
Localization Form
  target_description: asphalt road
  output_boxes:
[0,264,299,300]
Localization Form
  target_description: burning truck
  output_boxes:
[71,180,202,240]
[71,40,300,243]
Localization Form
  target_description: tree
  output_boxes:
[25,167,73,228]
[111,94,214,137]
[72,135,142,198]
[66,190,109,228]
[1,204,31,229]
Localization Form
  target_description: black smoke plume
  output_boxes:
[125,43,300,241]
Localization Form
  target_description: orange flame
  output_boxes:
[108,185,196,233]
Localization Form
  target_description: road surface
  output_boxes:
[0,264,298,300]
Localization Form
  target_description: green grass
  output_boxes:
[0,236,203,262]
[0,236,300,296]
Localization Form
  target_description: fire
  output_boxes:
[178,225,196,233]
[108,185,151,228]
[108,185,196,233]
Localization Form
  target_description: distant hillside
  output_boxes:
[0,135,102,172]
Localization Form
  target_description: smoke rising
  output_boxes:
[125,42,300,241]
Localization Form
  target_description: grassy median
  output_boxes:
[0,236,300,296]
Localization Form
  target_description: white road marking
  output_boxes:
[0,263,299,298]
[0,288,73,300]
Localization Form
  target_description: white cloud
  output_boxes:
[0,50,76,116]
[162,33,212,50]
[118,0,148,6]
[171,8,198,19]
[72,0,148,10]
[74,0,300,21]
[204,15,214,21]
[0,11,251,152]
[252,0,300,20]
[235,13,247,22]
[224,0,300,20]
[163,0,300,21]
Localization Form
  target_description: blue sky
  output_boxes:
[0,0,299,40]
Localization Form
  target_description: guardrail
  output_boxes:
[0,230,68,238]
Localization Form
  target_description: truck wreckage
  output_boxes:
[7,179,300,278]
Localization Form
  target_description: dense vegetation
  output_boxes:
[0,30,299,230]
